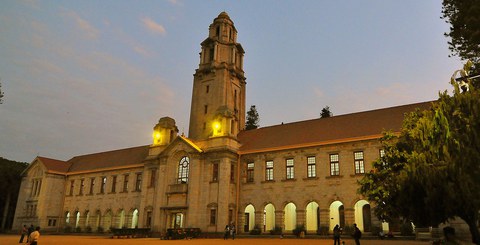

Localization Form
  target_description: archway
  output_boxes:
[118,209,125,228]
[354,200,371,232]
[131,209,139,228]
[306,202,319,232]
[329,201,345,231]
[75,211,80,228]
[264,203,275,232]
[103,210,112,230]
[65,212,70,226]
[84,211,90,228]
[244,204,255,232]
[284,202,296,232]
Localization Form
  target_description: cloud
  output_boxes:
[64,11,99,39]
[168,0,183,6]
[142,17,166,35]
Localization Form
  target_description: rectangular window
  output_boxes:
[330,154,340,176]
[100,177,106,194]
[135,173,142,191]
[111,176,117,193]
[307,156,316,178]
[69,180,74,196]
[212,163,218,182]
[123,174,129,192]
[380,149,386,166]
[286,158,294,179]
[206,85,209,93]
[228,209,233,223]
[210,209,216,225]
[247,162,254,183]
[89,178,95,195]
[146,211,152,228]
[230,164,235,183]
[149,169,157,187]
[204,105,208,114]
[79,179,84,195]
[354,151,365,174]
[265,160,274,181]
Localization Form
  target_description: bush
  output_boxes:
[317,225,330,235]
[249,224,261,235]
[371,225,383,236]
[97,226,104,233]
[85,226,92,233]
[400,222,413,236]
[292,224,306,237]
[75,226,82,233]
[270,226,282,235]
[64,225,72,233]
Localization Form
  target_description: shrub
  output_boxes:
[64,225,72,233]
[270,226,282,235]
[85,226,92,233]
[317,225,330,235]
[371,225,383,236]
[75,226,82,233]
[97,226,104,233]
[249,224,261,235]
[400,222,413,236]
[292,224,306,237]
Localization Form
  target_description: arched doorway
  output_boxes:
[117,209,125,228]
[354,200,371,232]
[284,202,296,232]
[306,202,319,232]
[103,210,112,230]
[329,201,345,231]
[244,204,255,232]
[264,203,275,232]
[131,209,139,228]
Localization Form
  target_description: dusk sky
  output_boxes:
[0,1,463,163]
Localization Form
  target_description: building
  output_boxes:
[13,12,432,235]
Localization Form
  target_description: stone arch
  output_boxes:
[244,204,255,232]
[263,203,275,232]
[329,200,345,231]
[84,210,90,228]
[130,208,139,228]
[117,209,126,228]
[65,211,71,226]
[103,209,113,230]
[354,200,371,232]
[74,210,81,228]
[93,210,101,230]
[305,201,320,232]
[284,202,297,232]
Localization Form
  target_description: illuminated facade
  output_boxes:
[13,12,433,236]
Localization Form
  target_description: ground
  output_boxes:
[1,234,432,245]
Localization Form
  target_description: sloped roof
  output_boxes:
[37,156,71,174]
[238,101,433,154]
[66,145,149,173]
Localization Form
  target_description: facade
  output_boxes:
[13,12,432,235]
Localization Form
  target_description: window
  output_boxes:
[123,174,129,192]
[149,169,157,187]
[286,158,294,179]
[247,162,254,183]
[204,105,208,114]
[146,211,152,228]
[265,160,274,181]
[111,176,117,193]
[69,180,74,196]
[330,154,340,176]
[212,163,218,182]
[230,164,235,182]
[79,179,84,195]
[354,151,365,174]
[178,156,190,183]
[379,149,386,166]
[206,85,209,93]
[209,47,214,61]
[135,173,142,191]
[89,178,95,194]
[210,209,216,225]
[307,156,316,178]
[100,176,106,194]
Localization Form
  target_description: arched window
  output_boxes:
[177,156,190,184]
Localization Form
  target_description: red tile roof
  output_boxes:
[238,101,433,154]
[66,145,150,173]
[37,156,71,174]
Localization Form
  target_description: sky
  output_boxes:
[0,0,463,163]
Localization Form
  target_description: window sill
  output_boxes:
[261,180,276,184]
[281,178,296,182]
[303,177,319,181]
[244,181,255,185]
[325,175,343,179]
[350,173,365,177]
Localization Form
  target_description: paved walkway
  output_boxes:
[1,234,432,245]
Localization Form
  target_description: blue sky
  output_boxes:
[0,0,462,163]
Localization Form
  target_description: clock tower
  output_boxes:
[188,12,246,141]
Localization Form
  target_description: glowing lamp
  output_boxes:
[212,121,222,136]
[152,131,161,144]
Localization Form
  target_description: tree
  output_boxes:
[359,63,480,243]
[442,0,480,76]
[0,157,28,231]
[320,106,332,118]
[0,80,4,104]
[245,105,260,130]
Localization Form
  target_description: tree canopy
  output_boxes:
[359,63,480,243]
[0,157,28,231]
[442,0,480,75]
[320,106,333,118]
[245,105,260,130]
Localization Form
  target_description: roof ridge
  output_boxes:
[67,144,149,162]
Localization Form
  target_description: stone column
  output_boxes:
[296,209,306,227]
[254,211,263,232]
[275,210,284,231]
[344,208,355,226]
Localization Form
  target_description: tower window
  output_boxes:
[209,47,214,61]
[216,26,220,37]
[204,105,208,114]
[177,156,190,184]
[206,85,209,93]
[212,163,218,182]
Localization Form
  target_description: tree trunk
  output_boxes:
[1,191,11,231]
[464,216,480,245]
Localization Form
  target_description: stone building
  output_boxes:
[13,12,431,235]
